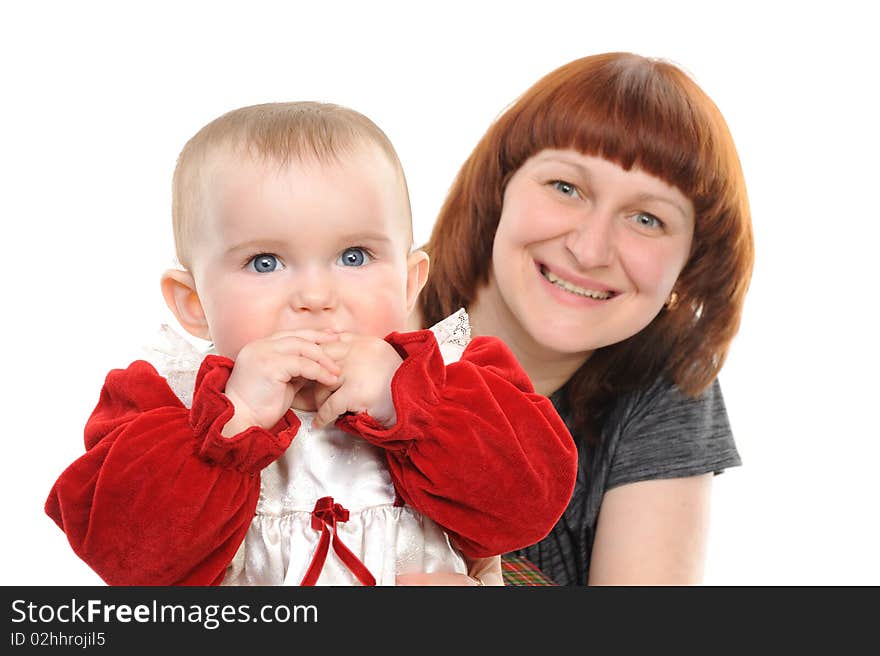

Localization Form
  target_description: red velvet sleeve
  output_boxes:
[337,330,578,558]
[44,355,299,586]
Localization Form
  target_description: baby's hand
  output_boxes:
[221,330,341,437]
[311,334,403,430]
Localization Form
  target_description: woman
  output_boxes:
[411,52,753,585]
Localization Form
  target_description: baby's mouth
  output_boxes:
[540,265,616,300]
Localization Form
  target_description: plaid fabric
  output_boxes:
[501,555,558,586]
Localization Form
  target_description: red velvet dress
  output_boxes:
[46,311,577,585]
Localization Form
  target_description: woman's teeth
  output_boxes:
[542,268,613,300]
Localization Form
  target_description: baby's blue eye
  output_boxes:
[338,247,370,267]
[249,254,282,273]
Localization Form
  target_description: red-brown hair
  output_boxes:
[419,53,754,441]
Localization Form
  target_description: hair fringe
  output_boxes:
[419,53,754,442]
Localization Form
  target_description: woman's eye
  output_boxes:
[338,247,371,267]
[550,180,580,198]
[632,212,663,230]
[248,253,282,273]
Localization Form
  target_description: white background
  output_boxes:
[2,0,877,586]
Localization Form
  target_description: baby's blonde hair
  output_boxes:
[171,101,412,269]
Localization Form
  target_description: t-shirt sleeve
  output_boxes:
[605,377,742,490]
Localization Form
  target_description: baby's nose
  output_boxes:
[290,267,336,312]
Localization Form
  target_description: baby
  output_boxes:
[46,102,577,585]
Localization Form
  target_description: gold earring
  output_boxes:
[665,291,679,310]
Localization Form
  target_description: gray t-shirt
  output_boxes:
[509,376,741,585]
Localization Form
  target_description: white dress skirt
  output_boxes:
[145,310,471,586]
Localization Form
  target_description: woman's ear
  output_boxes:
[160,269,211,341]
[404,249,430,313]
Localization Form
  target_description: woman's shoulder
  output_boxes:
[600,376,742,489]
[619,375,725,426]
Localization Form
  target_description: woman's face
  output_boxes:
[486,149,695,359]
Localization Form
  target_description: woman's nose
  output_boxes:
[563,211,615,269]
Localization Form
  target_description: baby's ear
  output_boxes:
[404,249,430,313]
[160,269,210,341]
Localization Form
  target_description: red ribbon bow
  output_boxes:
[300,496,376,586]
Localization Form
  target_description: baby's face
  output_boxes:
[188,145,417,359]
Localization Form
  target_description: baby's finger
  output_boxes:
[273,338,342,375]
[311,378,341,410]
[280,357,340,388]
[318,339,352,362]
[270,329,342,345]
[312,389,349,429]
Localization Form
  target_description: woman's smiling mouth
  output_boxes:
[539,264,616,300]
